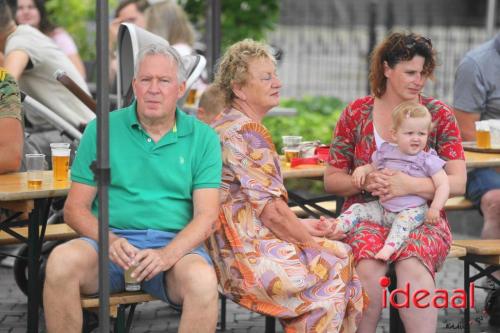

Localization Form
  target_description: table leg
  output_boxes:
[464,258,470,333]
[27,198,49,333]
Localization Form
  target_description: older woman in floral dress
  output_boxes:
[205,39,365,333]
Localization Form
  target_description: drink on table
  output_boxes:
[475,121,491,149]
[50,143,70,181]
[476,130,491,149]
[284,149,300,163]
[282,135,302,166]
[185,89,197,106]
[25,153,45,188]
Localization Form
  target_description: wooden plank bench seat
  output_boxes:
[0,223,77,246]
[291,196,473,218]
[81,291,159,333]
[450,239,500,333]
[81,291,158,317]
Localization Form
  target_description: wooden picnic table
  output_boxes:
[0,171,70,333]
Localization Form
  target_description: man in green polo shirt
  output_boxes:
[43,44,222,333]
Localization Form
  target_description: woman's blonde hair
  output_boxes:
[145,1,195,46]
[392,101,433,131]
[214,39,275,106]
[369,32,436,98]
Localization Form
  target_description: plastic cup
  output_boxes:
[488,120,500,148]
[124,264,141,291]
[475,121,491,148]
[25,154,45,188]
[50,143,70,181]
[282,136,302,165]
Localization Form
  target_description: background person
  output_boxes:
[0,67,22,174]
[324,32,466,332]
[145,0,206,93]
[109,0,149,84]
[206,39,365,332]
[196,83,225,124]
[327,102,449,261]
[15,0,86,79]
[0,0,93,158]
[453,32,500,326]
[43,44,222,333]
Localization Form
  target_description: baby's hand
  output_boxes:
[425,207,440,224]
[317,216,334,231]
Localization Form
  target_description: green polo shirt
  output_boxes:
[71,101,222,231]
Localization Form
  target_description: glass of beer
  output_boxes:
[124,264,141,291]
[475,121,491,149]
[50,143,70,181]
[282,136,302,166]
[185,88,197,106]
[25,154,45,189]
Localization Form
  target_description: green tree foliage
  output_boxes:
[45,0,278,61]
[163,0,279,49]
[44,0,98,61]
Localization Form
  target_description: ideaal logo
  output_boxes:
[379,276,475,309]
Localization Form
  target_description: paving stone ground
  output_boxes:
[0,232,498,332]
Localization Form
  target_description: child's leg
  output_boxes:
[375,206,426,261]
[334,201,384,233]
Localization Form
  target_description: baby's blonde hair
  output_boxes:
[392,101,432,131]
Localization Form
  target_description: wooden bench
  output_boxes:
[291,196,473,218]
[451,240,500,333]
[0,223,77,246]
[81,291,158,333]
[81,291,230,333]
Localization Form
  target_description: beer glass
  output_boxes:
[124,264,141,291]
[282,136,302,166]
[50,143,70,181]
[185,88,197,106]
[25,154,45,188]
[475,121,491,149]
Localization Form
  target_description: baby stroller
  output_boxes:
[9,91,84,298]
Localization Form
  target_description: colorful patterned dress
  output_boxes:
[329,95,465,277]
[206,108,365,333]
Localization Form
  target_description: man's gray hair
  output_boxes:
[134,44,186,83]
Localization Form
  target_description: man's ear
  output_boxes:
[131,78,137,96]
[178,81,186,98]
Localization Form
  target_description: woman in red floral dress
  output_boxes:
[324,32,466,332]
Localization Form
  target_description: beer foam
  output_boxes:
[51,148,70,156]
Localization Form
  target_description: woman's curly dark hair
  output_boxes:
[369,32,437,98]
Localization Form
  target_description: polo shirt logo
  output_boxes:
[179,156,185,164]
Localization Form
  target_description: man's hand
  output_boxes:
[129,248,176,282]
[109,237,139,270]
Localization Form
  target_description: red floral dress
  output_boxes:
[328,95,465,277]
